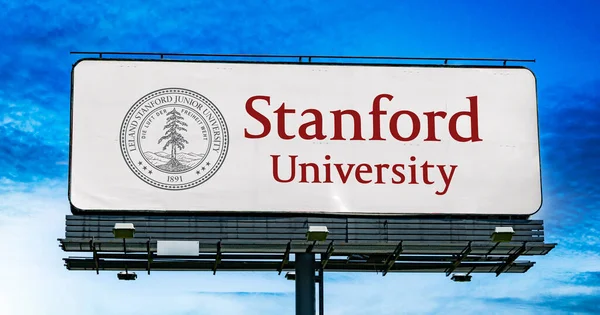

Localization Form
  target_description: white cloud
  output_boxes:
[0,183,296,315]
[547,285,600,297]
[0,183,597,315]
[0,111,40,133]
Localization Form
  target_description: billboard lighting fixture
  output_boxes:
[285,271,296,281]
[113,223,135,239]
[117,271,137,281]
[491,227,515,243]
[285,271,321,283]
[451,273,472,282]
[306,226,329,242]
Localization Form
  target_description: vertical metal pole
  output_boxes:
[296,253,316,315]
[318,264,324,315]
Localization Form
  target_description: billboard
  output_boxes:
[69,59,541,215]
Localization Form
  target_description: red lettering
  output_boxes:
[436,165,458,195]
[244,95,271,138]
[355,164,372,183]
[420,161,435,184]
[408,156,418,184]
[323,155,333,183]
[330,110,365,140]
[274,103,295,140]
[272,155,296,183]
[299,109,326,140]
[449,96,482,142]
[423,111,447,141]
[334,163,355,183]
[369,94,392,140]
[300,162,320,183]
[391,165,405,184]
[390,110,420,141]
[248,94,482,144]
[374,164,389,184]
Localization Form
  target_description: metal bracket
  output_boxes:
[213,241,222,275]
[445,241,472,276]
[496,242,528,277]
[383,241,403,276]
[278,241,292,275]
[306,240,317,253]
[321,241,335,268]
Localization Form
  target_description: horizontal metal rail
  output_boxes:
[69,51,535,65]
[64,233,541,243]
[59,239,555,256]
[65,215,544,223]
[63,257,535,274]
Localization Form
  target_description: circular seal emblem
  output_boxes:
[120,88,229,190]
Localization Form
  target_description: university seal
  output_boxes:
[120,88,229,190]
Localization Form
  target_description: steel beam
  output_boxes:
[296,253,316,315]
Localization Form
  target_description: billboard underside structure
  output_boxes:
[69,59,542,216]
[60,214,554,275]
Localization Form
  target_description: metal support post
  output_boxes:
[296,253,316,315]
[318,264,324,315]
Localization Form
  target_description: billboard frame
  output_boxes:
[68,53,543,218]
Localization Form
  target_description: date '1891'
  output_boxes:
[167,176,183,183]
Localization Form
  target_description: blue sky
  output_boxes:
[1,0,599,314]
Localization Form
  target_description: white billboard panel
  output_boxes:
[69,59,541,215]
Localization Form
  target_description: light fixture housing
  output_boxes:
[306,226,329,242]
[117,271,137,281]
[285,272,296,281]
[491,226,515,242]
[451,273,472,282]
[113,223,135,239]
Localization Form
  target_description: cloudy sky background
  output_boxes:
[1,0,599,314]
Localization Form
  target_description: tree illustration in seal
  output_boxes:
[157,108,190,172]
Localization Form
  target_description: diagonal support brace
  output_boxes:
[383,241,403,276]
[321,241,335,269]
[496,242,528,277]
[445,241,472,277]
[278,241,292,275]
[147,240,152,275]
[213,241,222,275]
[90,239,99,275]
